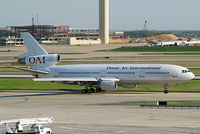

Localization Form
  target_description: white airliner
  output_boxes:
[17,32,195,94]
[155,39,200,46]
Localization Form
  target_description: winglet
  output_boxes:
[21,32,48,56]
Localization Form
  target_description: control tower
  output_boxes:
[99,0,109,44]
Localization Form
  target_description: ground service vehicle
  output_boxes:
[0,117,53,134]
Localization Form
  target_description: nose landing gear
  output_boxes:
[164,84,169,94]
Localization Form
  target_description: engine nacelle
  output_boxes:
[99,81,118,91]
[121,84,138,89]
[18,54,61,66]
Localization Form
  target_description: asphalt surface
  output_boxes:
[1,44,200,60]
[1,44,200,133]
[1,90,200,134]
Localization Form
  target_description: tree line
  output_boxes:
[124,30,200,39]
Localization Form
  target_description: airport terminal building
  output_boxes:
[0,25,101,46]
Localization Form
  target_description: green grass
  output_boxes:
[0,68,25,72]
[0,78,83,90]
[0,78,199,92]
[168,102,200,106]
[110,46,200,52]
[170,80,200,91]
[190,69,200,74]
[119,80,200,92]
[147,53,200,55]
[0,56,17,60]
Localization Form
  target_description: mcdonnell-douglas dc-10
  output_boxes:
[17,32,195,94]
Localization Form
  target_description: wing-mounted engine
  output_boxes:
[18,54,61,66]
[99,81,118,91]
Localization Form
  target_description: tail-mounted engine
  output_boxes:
[18,54,61,66]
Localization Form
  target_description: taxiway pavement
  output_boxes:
[0,90,200,134]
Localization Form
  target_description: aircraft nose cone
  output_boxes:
[188,72,195,80]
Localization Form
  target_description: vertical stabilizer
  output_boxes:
[21,32,48,56]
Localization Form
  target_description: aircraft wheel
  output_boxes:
[96,88,102,93]
[90,88,95,93]
[96,88,103,93]
[82,89,88,94]
[164,90,168,94]
[164,84,169,94]
[81,89,85,94]
[88,89,93,94]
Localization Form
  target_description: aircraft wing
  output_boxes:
[33,77,119,82]
[98,77,120,81]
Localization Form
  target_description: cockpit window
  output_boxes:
[182,70,186,73]
[182,70,191,73]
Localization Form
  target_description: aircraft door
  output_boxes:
[136,69,145,84]
[51,69,59,78]
[100,69,107,77]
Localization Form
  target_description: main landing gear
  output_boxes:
[81,87,103,94]
[164,84,169,94]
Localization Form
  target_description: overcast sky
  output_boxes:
[1,0,200,30]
